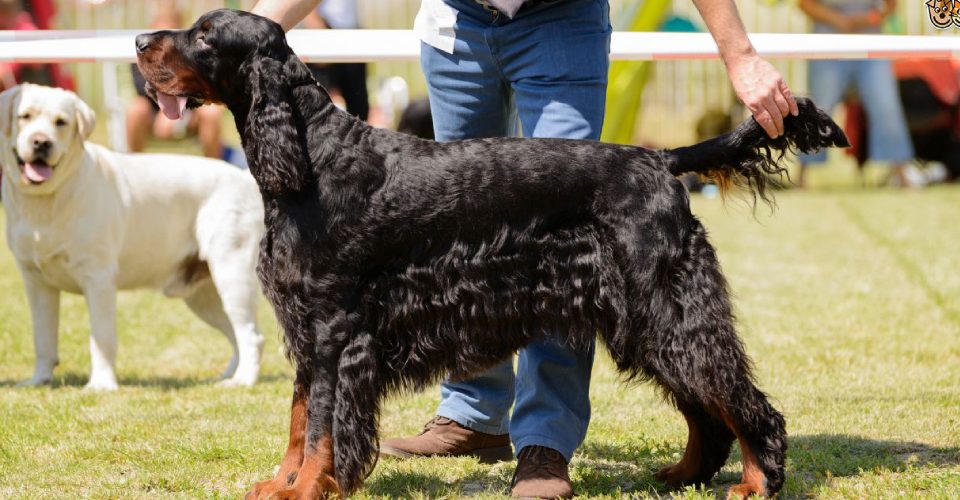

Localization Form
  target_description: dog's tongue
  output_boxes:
[157,91,188,120]
[24,162,52,183]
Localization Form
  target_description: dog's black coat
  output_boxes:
[136,9,848,497]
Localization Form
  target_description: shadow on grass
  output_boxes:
[365,464,508,497]
[786,433,960,494]
[572,434,960,498]
[0,372,290,389]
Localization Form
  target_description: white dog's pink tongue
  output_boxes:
[157,91,187,120]
[24,162,52,183]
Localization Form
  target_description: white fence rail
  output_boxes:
[3,29,958,148]
[3,30,960,62]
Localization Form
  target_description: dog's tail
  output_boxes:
[663,97,849,205]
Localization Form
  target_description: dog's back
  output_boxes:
[88,145,264,293]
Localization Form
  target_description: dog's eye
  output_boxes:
[17,113,30,121]
[55,118,67,127]
[197,35,210,49]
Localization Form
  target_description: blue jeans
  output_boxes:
[420,0,610,461]
[802,59,914,164]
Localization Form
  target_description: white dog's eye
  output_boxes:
[55,118,67,127]
[18,112,30,121]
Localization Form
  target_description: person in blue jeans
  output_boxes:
[252,0,796,497]
[798,0,915,187]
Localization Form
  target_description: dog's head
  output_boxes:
[134,8,294,118]
[0,83,95,193]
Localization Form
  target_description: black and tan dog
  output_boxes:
[136,9,847,499]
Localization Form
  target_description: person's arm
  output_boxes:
[251,0,321,31]
[302,8,330,29]
[692,0,798,138]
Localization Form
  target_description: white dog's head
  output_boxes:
[0,83,95,194]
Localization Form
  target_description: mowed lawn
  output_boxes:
[1,186,959,499]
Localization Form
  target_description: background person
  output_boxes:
[302,0,370,121]
[797,0,916,187]
[0,0,73,92]
[250,0,797,497]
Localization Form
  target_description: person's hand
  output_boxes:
[726,54,799,138]
[833,12,880,32]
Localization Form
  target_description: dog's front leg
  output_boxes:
[18,275,61,386]
[246,375,309,499]
[82,275,119,390]
[276,363,341,500]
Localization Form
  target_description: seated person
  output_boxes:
[0,0,72,91]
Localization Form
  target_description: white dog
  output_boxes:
[0,83,265,390]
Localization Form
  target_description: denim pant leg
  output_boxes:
[421,10,517,434]
[424,0,609,449]
[496,0,611,461]
[855,60,915,163]
[802,59,854,165]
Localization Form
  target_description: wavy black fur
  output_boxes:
[136,9,847,498]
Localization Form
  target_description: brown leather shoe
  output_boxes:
[510,446,574,499]
[379,416,513,463]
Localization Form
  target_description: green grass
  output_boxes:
[1,183,959,498]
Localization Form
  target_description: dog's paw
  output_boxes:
[727,482,768,499]
[245,478,287,500]
[218,376,256,388]
[83,378,119,391]
[16,376,52,387]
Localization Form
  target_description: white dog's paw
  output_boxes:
[17,376,52,387]
[218,374,257,388]
[83,378,119,391]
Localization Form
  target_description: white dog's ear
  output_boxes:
[0,85,23,137]
[74,93,96,139]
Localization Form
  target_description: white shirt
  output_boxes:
[414,0,527,54]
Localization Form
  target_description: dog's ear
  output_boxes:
[0,85,23,138]
[72,91,96,139]
[240,56,307,195]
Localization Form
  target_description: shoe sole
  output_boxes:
[379,444,514,464]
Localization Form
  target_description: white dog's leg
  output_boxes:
[216,288,263,388]
[184,280,240,380]
[208,260,263,388]
[83,277,119,391]
[19,277,61,386]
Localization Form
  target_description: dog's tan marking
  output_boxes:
[245,383,308,498]
[655,410,704,486]
[720,409,768,498]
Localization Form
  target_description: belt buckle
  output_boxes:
[474,0,500,15]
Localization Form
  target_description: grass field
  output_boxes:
[1,183,959,499]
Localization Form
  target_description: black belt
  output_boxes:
[474,0,565,15]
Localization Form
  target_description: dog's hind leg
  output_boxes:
[654,401,734,488]
[658,222,785,498]
[183,280,239,380]
[603,216,786,497]
[207,254,265,387]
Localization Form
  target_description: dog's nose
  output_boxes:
[31,134,52,154]
[135,34,152,54]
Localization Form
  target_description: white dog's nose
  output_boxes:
[30,133,53,155]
